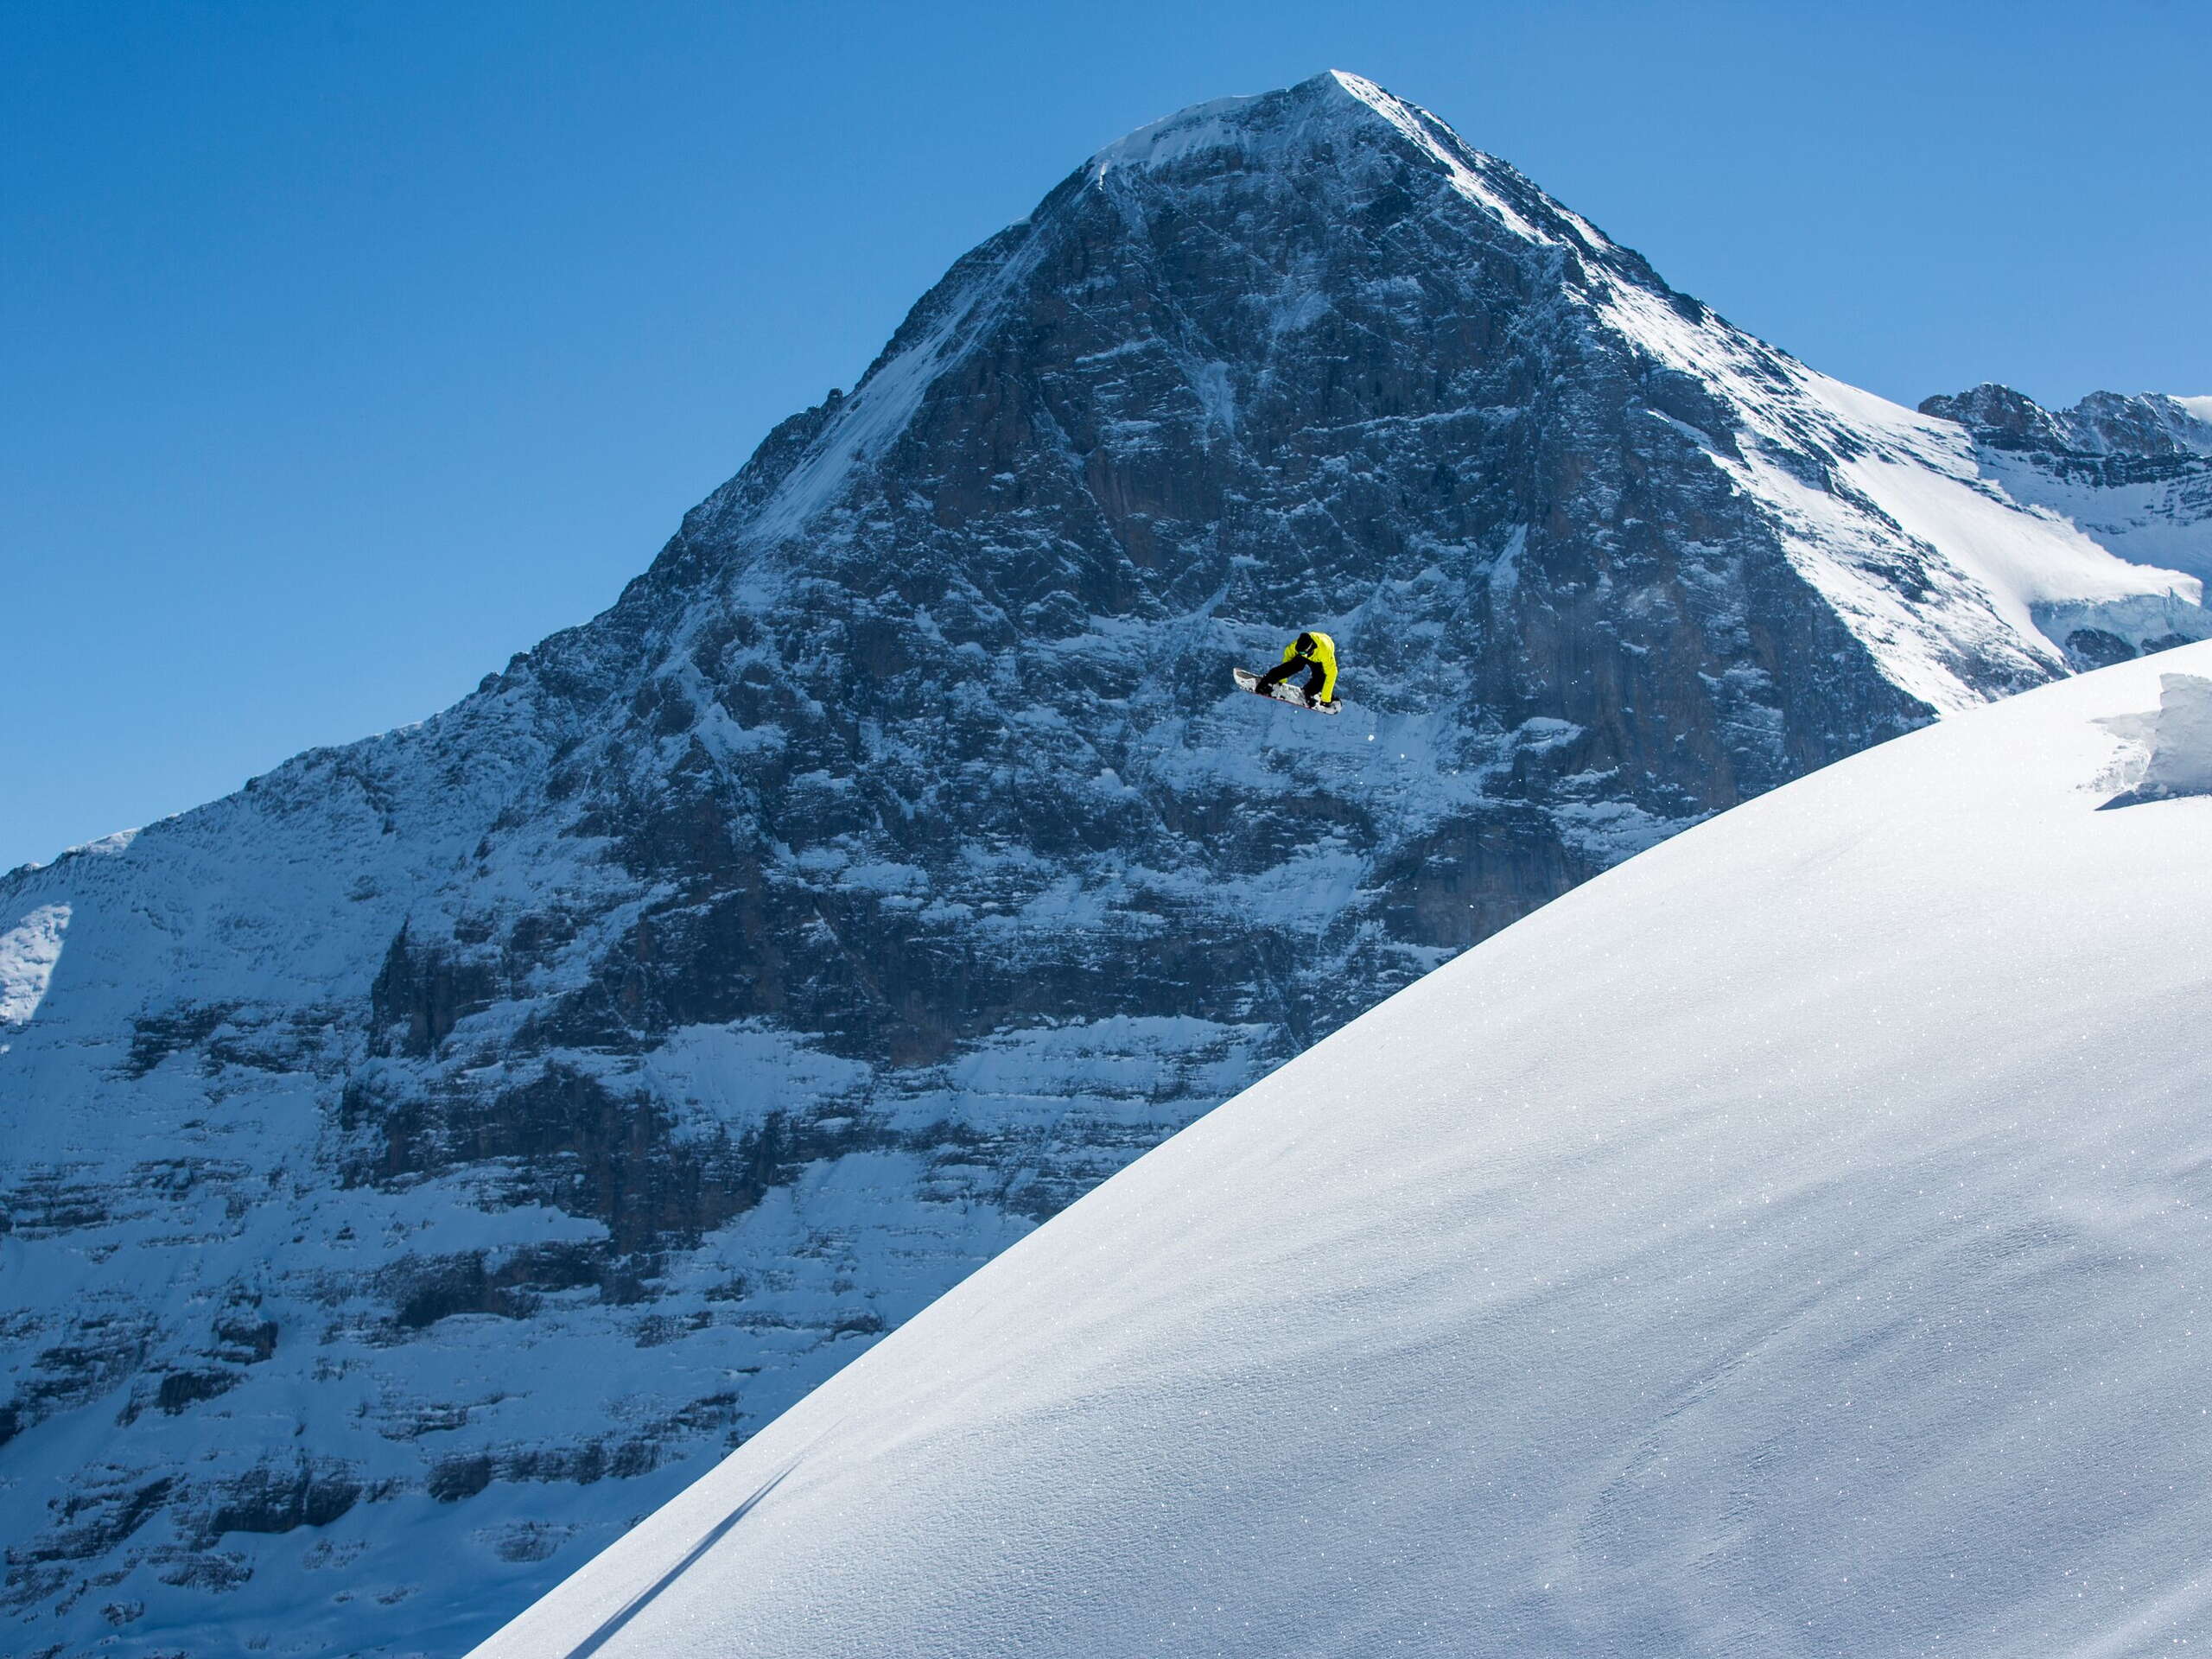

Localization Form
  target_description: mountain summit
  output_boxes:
[2,74,2206,1656]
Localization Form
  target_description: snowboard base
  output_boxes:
[1234,667,1340,714]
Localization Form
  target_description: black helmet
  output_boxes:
[1295,632,1316,654]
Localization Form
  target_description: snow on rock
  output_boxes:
[0,903,68,1026]
[7,70,2212,1659]
[478,641,2212,1659]
[1923,384,2212,592]
[1591,299,2208,709]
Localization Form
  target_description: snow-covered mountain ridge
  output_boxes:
[1922,381,2212,600]
[480,642,2212,1659]
[3,70,2209,1656]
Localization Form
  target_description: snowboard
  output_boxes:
[1234,667,1340,714]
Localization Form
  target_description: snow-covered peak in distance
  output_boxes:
[476,642,2212,1659]
[1925,383,2212,462]
[2068,390,2212,457]
[1923,383,2212,594]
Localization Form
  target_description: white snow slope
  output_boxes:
[477,641,2212,1659]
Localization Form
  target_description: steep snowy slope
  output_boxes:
[481,641,2212,1659]
[3,71,2209,1657]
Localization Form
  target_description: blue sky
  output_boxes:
[5,0,2209,872]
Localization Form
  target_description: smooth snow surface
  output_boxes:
[477,642,2212,1659]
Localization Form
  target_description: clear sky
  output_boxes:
[5,0,2209,873]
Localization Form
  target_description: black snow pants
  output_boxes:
[1256,657,1328,701]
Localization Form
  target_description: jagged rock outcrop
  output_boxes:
[3,72,2206,1657]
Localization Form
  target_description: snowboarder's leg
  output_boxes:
[1255,659,1301,693]
[1300,663,1328,704]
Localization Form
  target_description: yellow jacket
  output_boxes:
[1283,631,1338,701]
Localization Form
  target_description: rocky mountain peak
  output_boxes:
[2,75,2207,1659]
[1923,383,2212,463]
[1082,69,1663,312]
[1919,382,2075,451]
[1090,70,1459,170]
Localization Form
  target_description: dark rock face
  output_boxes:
[1,72,2199,1657]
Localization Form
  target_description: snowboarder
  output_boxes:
[1249,631,1338,709]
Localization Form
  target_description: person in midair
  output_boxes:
[1253,630,1338,708]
